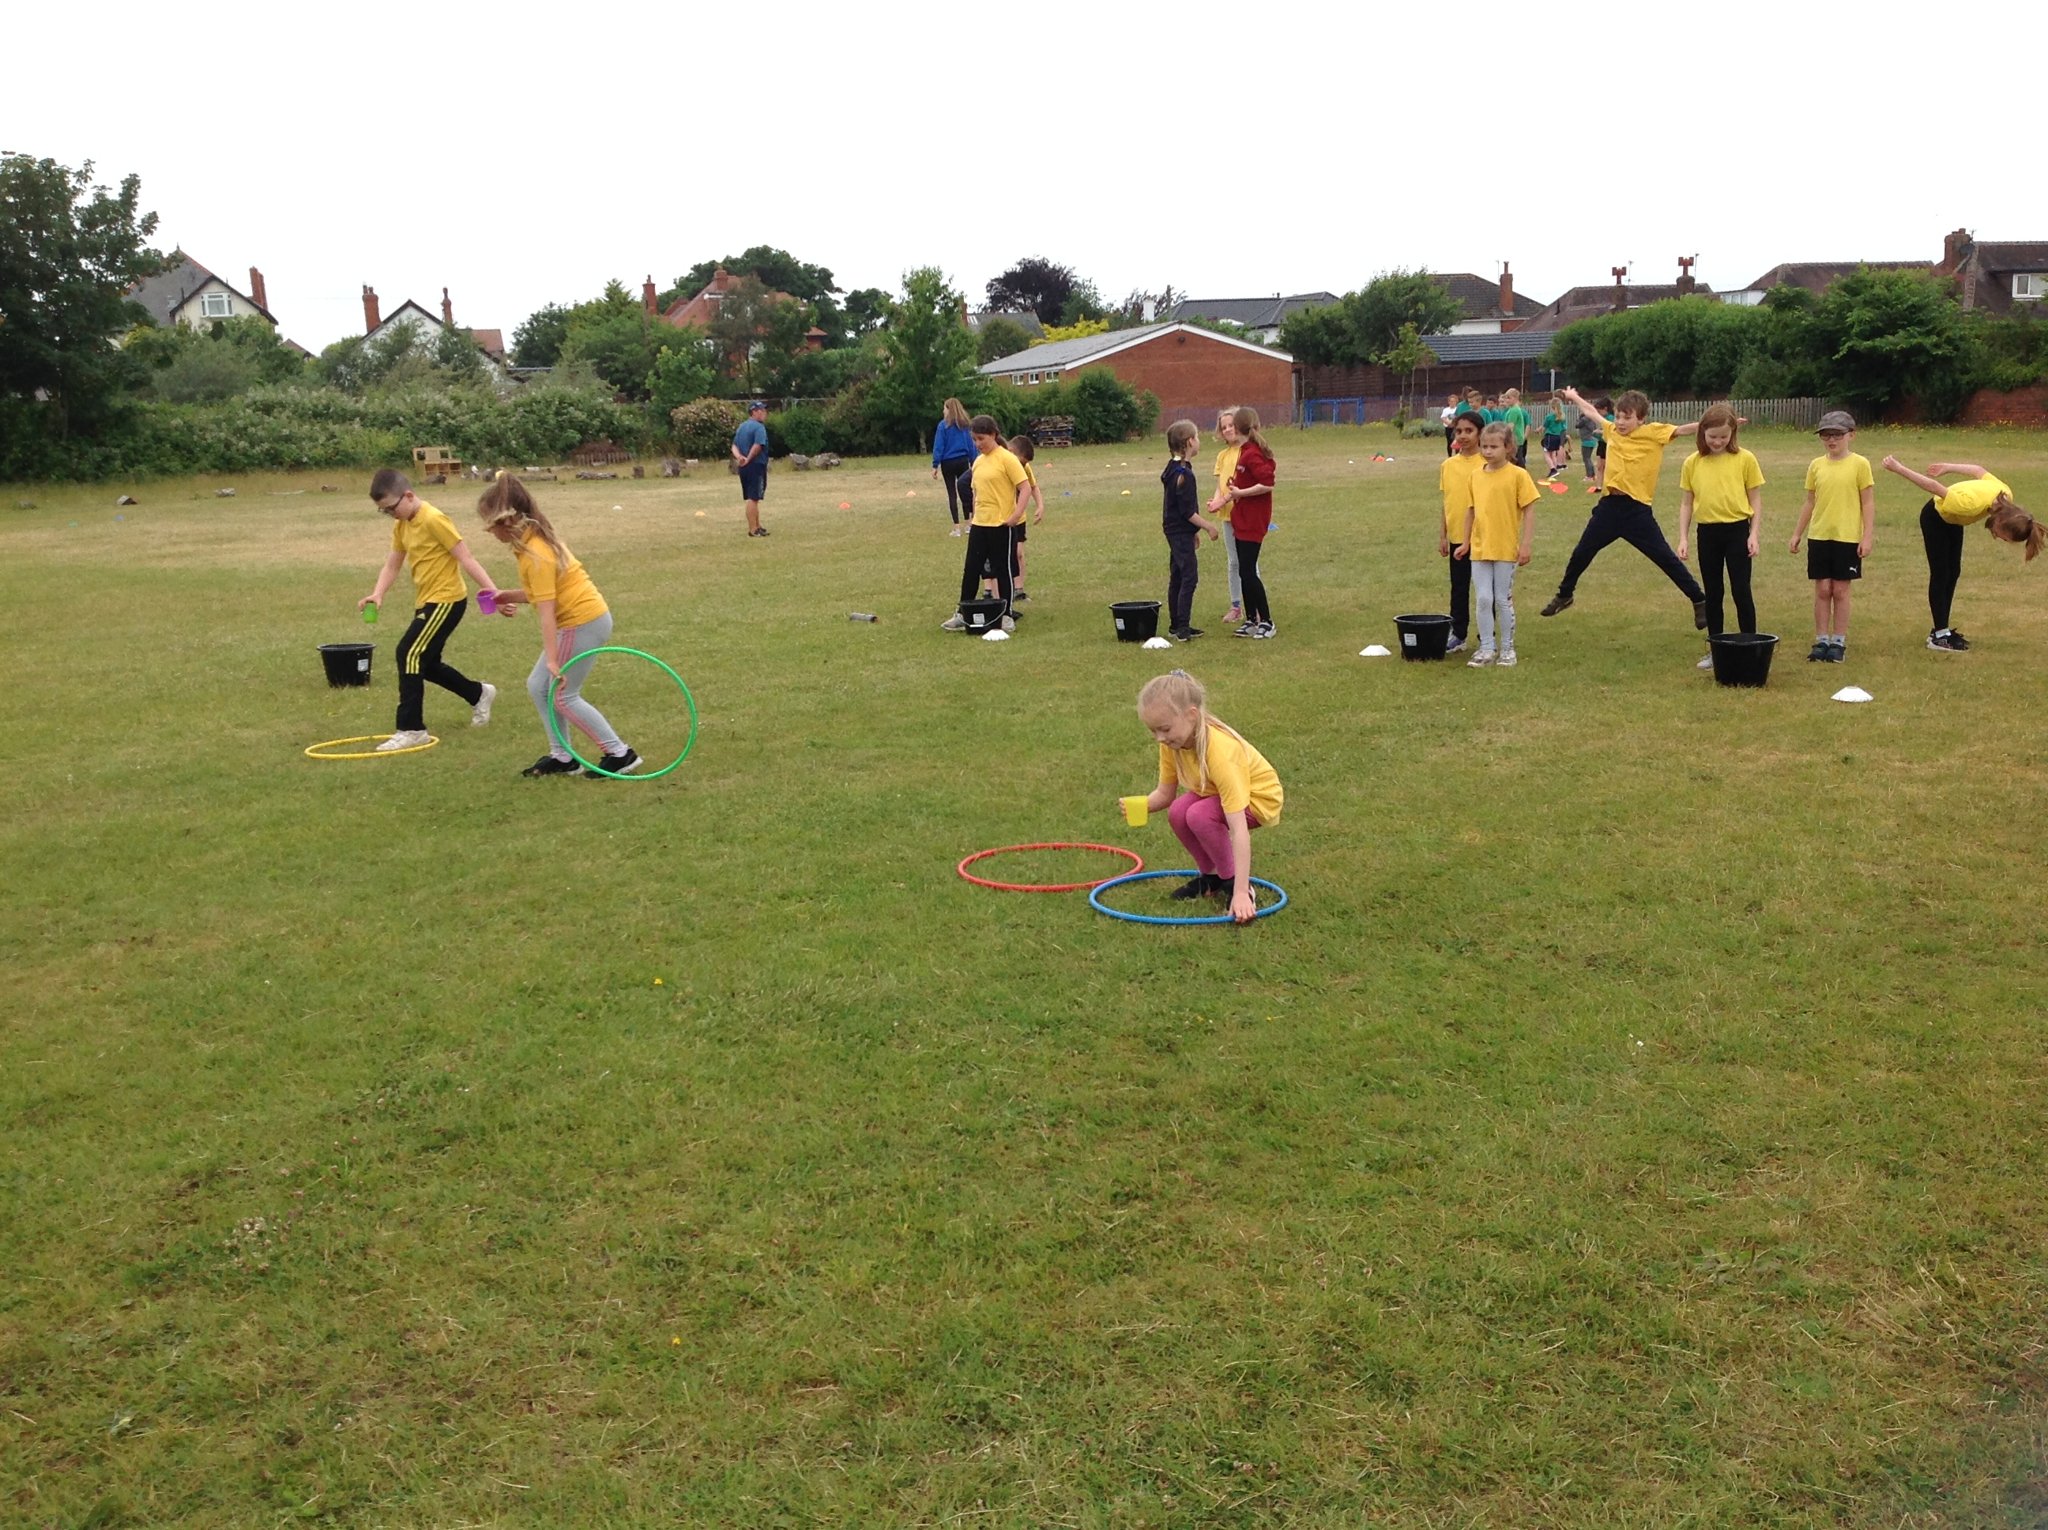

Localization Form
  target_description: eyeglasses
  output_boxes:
[377,496,406,513]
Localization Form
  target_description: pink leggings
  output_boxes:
[1167,792,1262,878]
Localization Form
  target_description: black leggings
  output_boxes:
[1237,538,1271,625]
[1166,535,1199,630]
[1695,520,1756,635]
[1447,550,1471,641]
[394,599,481,731]
[1921,500,1964,630]
[939,458,974,524]
[1556,494,1704,604]
[960,524,1012,612]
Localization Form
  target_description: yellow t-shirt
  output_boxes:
[1679,447,1765,524]
[1157,722,1284,826]
[1214,444,1243,525]
[970,446,1031,527]
[1804,452,1875,543]
[1934,474,2012,526]
[1465,463,1540,561]
[1601,420,1679,505]
[391,501,467,606]
[513,531,608,629]
[1438,451,1484,540]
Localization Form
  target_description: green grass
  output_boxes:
[4,426,2047,1527]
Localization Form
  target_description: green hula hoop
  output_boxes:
[544,645,698,780]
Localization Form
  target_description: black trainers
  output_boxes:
[1945,628,1972,651]
[522,755,580,777]
[1013,589,1030,603]
[1171,626,1203,642]
[1539,593,1573,617]
[1825,641,1845,664]
[1691,597,1709,631]
[1807,639,1829,662]
[586,748,642,777]
[1205,874,1231,899]
[1170,875,1210,900]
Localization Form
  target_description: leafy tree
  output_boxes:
[672,247,838,308]
[1379,323,1441,418]
[1038,317,1111,344]
[842,287,893,337]
[1809,269,1976,418]
[865,267,978,450]
[1058,280,1106,326]
[511,302,572,367]
[977,317,1032,364]
[431,321,489,385]
[705,274,810,392]
[1278,271,1461,367]
[645,335,717,417]
[126,314,304,402]
[986,257,1099,327]
[0,154,163,437]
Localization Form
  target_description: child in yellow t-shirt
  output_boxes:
[1124,670,1282,924]
[476,475,639,778]
[1674,402,1766,667]
[1436,409,1485,652]
[943,415,1029,631]
[985,435,1046,603]
[1880,454,2044,651]
[1209,409,1245,625]
[360,467,501,751]
[1786,411,1875,663]
[1453,423,1539,667]
[1542,387,1710,631]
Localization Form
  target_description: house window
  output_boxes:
[2015,273,2046,302]
[1025,372,1040,385]
[200,291,232,318]
[1046,370,1060,382]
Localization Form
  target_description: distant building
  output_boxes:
[1167,293,1338,346]
[965,307,1046,341]
[1937,229,2048,315]
[1718,260,1927,307]
[358,285,508,374]
[1524,259,1714,334]
[981,321,1297,423]
[127,253,276,330]
[1433,268,1547,334]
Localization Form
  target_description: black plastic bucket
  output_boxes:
[1709,632,1778,687]
[959,598,1006,631]
[1393,613,1452,661]
[1110,600,1161,642]
[319,642,374,687]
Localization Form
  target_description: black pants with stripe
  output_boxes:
[395,600,482,731]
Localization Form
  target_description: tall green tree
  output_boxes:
[1279,270,1461,366]
[866,267,977,450]
[705,275,810,393]
[0,154,163,436]
[511,302,572,367]
[986,257,1097,327]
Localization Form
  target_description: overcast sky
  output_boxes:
[12,1,2028,352]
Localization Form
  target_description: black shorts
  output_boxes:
[1596,438,1608,460]
[739,463,768,501]
[1806,538,1862,581]
[1012,521,1028,543]
[1542,433,1564,451]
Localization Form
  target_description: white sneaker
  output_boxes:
[1498,650,1518,667]
[471,681,497,726]
[377,729,431,751]
[999,615,1016,633]
[940,613,967,632]
[949,526,964,537]
[1467,650,1496,667]
[1696,655,1715,670]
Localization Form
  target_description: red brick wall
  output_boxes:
[1957,384,2048,427]
[1069,330,1298,424]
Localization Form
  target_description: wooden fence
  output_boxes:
[1649,397,1830,428]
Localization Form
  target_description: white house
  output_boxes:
[127,254,276,330]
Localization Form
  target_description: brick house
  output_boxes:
[1936,229,2048,314]
[127,253,277,330]
[357,285,508,373]
[980,322,1297,424]
[1435,268,1547,334]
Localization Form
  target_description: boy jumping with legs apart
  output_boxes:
[1541,386,1712,630]
[1786,410,1875,663]
[360,469,498,751]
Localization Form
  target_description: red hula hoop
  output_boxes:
[957,842,1144,893]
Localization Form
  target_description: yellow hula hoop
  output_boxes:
[304,733,442,760]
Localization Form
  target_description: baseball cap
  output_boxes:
[747,399,766,412]
[1815,410,1855,434]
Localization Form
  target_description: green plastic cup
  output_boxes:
[362,601,378,624]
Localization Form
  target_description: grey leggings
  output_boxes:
[1473,560,1517,653]
[1221,520,1244,606]
[528,610,625,759]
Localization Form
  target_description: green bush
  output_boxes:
[767,404,829,456]
[1067,370,1157,443]
[668,397,742,458]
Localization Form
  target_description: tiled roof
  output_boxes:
[1432,272,1547,319]
[1169,293,1338,329]
[980,322,1291,375]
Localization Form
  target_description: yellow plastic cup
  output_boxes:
[1121,795,1149,827]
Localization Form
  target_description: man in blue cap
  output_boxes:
[731,400,770,537]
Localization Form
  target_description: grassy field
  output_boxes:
[4,423,2046,1527]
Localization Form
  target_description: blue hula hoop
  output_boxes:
[1088,868,1290,926]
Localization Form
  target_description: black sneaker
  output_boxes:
[1825,641,1845,664]
[1945,628,1972,651]
[1691,597,1709,631]
[522,755,580,777]
[1205,874,1231,899]
[585,748,642,777]
[1171,626,1203,642]
[1170,875,1210,900]
[1540,593,1573,617]
[1013,589,1030,603]
[1807,639,1829,662]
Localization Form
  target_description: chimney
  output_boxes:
[1938,227,1972,277]
[248,266,268,313]
[1498,263,1514,317]
[362,284,381,334]
[441,287,454,327]
[1676,254,1697,296]
[643,275,658,314]
[1610,265,1629,313]
[959,295,970,328]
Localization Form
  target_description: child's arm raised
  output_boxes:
[1883,456,1977,497]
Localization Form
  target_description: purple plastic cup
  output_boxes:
[477,589,498,614]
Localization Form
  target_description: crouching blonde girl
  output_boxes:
[1122,670,1283,924]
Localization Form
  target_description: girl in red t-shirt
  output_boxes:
[1224,407,1277,637]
